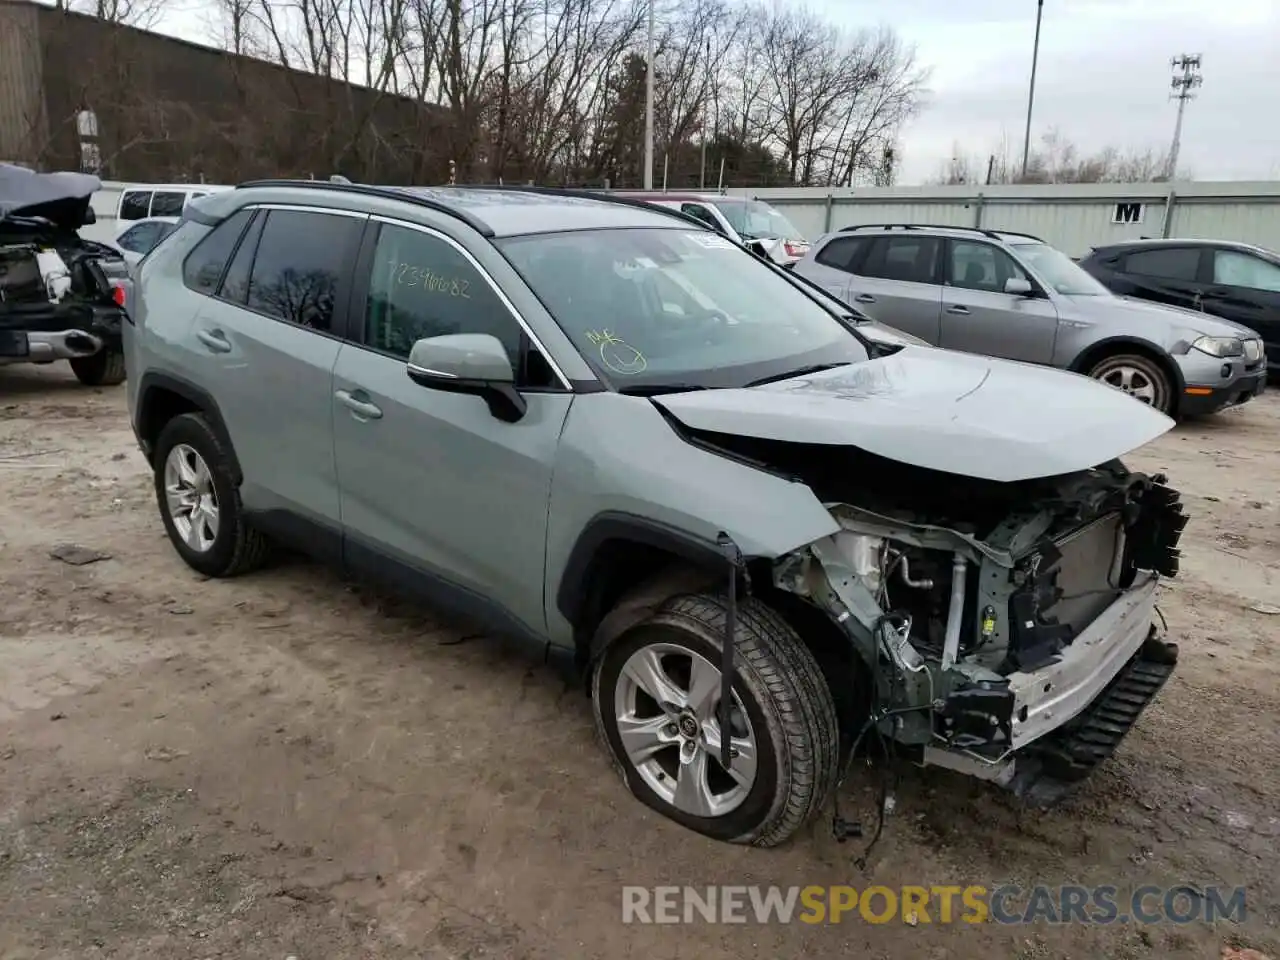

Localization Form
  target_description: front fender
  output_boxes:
[543,392,840,646]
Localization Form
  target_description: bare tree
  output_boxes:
[936,129,1185,185]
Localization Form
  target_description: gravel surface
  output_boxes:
[1,364,1277,959]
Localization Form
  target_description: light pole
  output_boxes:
[643,0,655,189]
[1166,54,1203,181]
[1020,0,1044,180]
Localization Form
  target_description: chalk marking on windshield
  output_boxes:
[685,233,734,250]
[586,328,648,375]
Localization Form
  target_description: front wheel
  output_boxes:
[1086,352,1174,415]
[592,593,839,847]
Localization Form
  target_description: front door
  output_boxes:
[1201,248,1280,371]
[939,239,1059,364]
[331,217,572,638]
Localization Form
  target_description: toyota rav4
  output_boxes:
[125,182,1186,848]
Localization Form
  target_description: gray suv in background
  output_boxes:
[791,224,1267,417]
[125,183,1187,848]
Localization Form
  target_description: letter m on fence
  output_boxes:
[1111,202,1144,224]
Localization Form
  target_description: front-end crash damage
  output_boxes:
[701,432,1187,804]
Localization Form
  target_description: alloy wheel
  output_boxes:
[163,443,220,553]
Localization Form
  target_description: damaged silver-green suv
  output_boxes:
[125,181,1187,847]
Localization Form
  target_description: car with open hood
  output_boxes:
[125,182,1186,848]
[791,223,1266,418]
[0,164,130,385]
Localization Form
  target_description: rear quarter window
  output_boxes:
[181,208,255,296]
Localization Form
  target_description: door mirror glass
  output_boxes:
[1005,277,1033,296]
[406,334,526,421]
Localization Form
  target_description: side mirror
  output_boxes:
[1004,277,1034,296]
[82,207,97,225]
[406,333,526,423]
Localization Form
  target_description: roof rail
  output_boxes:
[444,183,718,233]
[233,178,495,237]
[838,223,1045,243]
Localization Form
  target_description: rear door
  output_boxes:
[796,235,869,301]
[848,234,943,342]
[1115,246,1205,311]
[185,204,367,550]
[1202,248,1280,370]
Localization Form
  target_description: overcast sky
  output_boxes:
[148,0,1279,186]
[826,0,1280,183]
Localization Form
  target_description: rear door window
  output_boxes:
[859,236,940,284]
[118,221,163,253]
[181,207,255,296]
[119,190,152,221]
[243,209,364,332]
[814,237,867,273]
[150,191,187,217]
[1124,247,1201,281]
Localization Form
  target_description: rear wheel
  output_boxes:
[1086,352,1174,415]
[152,413,270,577]
[70,349,126,386]
[592,593,839,847]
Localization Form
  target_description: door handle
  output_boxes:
[196,329,232,353]
[853,293,876,304]
[945,305,971,315]
[335,389,383,420]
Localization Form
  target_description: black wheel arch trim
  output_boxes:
[1069,336,1187,395]
[555,511,745,629]
[135,370,243,483]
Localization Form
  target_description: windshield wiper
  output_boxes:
[743,362,851,388]
[617,383,710,397]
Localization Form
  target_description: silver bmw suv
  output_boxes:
[791,223,1266,418]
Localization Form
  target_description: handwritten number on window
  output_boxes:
[390,260,471,299]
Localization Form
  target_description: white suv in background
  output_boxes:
[608,191,810,266]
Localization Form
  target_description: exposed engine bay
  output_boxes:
[1,164,129,365]
[692,429,1188,803]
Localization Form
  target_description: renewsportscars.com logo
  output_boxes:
[621,884,1247,926]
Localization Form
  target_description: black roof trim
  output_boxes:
[234,179,495,236]
[838,223,1045,243]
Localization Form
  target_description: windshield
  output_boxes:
[1010,241,1112,296]
[713,200,803,241]
[497,228,869,391]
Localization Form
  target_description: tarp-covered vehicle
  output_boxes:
[0,164,130,386]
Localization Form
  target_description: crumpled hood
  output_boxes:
[655,346,1175,483]
[1062,292,1261,340]
[0,163,101,229]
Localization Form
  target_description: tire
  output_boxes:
[1086,352,1174,415]
[592,593,839,847]
[69,349,127,386]
[152,412,270,578]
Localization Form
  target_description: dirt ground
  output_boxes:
[0,363,1277,960]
